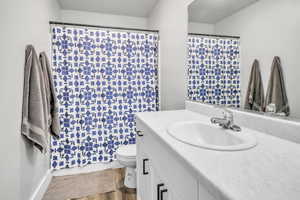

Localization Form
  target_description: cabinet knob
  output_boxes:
[136,130,144,137]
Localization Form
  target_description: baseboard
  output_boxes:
[52,161,122,177]
[30,169,53,200]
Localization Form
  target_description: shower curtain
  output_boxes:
[187,35,241,107]
[50,25,159,169]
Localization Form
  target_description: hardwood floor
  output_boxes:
[43,168,136,200]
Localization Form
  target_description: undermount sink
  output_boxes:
[167,121,257,151]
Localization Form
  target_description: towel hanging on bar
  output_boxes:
[21,45,49,153]
[39,52,60,139]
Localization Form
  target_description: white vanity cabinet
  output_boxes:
[136,119,215,200]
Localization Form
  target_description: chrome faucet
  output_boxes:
[210,108,241,132]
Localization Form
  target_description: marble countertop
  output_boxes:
[136,110,300,200]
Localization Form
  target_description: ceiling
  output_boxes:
[189,0,259,23]
[57,0,158,17]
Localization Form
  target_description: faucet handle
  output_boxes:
[222,108,234,126]
[222,108,233,116]
[213,105,233,114]
[213,105,234,121]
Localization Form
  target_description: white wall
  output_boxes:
[0,0,60,199]
[61,10,148,29]
[188,22,215,34]
[215,0,300,118]
[148,0,194,110]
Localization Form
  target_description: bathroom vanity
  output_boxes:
[136,105,300,200]
[136,110,209,200]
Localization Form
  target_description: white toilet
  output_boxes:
[116,144,136,188]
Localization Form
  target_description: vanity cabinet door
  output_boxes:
[151,166,164,200]
[137,141,153,200]
[151,166,179,200]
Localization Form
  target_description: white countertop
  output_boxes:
[136,110,300,200]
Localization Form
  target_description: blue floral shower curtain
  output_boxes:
[187,35,241,107]
[50,25,159,169]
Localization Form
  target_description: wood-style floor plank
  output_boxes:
[42,168,136,200]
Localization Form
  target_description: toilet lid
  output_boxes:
[116,144,136,158]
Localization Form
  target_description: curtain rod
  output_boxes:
[49,21,159,33]
[189,32,240,39]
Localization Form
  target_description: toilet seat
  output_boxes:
[116,144,136,161]
[116,144,137,188]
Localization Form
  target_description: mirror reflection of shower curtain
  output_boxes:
[187,35,241,107]
[51,25,159,169]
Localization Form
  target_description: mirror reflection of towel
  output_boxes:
[244,59,265,112]
[265,56,290,116]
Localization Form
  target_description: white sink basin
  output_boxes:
[167,121,257,151]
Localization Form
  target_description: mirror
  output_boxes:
[187,0,300,121]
